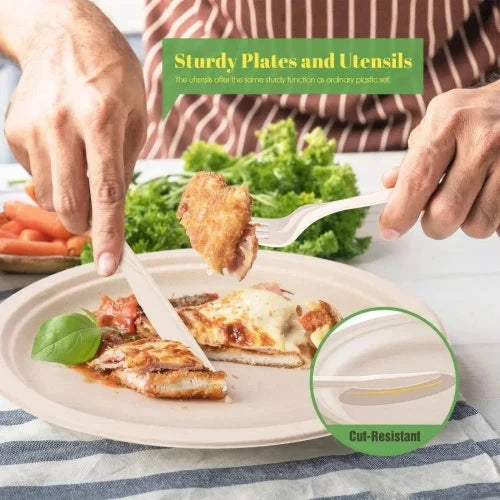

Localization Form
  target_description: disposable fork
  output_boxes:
[253,188,393,248]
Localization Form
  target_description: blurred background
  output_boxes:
[0,0,144,163]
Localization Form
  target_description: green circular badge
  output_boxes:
[310,307,458,456]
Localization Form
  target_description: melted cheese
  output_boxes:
[284,318,309,353]
[309,324,331,348]
[178,288,307,352]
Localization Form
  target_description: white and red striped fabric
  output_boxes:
[141,0,500,158]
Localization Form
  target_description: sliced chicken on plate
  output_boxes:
[89,339,227,400]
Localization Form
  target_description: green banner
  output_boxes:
[162,38,423,115]
[327,424,443,456]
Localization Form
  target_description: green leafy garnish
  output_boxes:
[81,118,370,263]
[31,311,102,365]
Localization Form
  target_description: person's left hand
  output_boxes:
[4,0,147,276]
[380,80,500,241]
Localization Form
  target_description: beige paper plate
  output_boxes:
[313,314,455,425]
[0,249,441,448]
[0,254,80,274]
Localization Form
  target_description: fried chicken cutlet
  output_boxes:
[177,172,258,281]
[89,339,227,399]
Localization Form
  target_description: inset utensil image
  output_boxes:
[313,371,442,389]
[311,310,457,425]
[337,373,455,406]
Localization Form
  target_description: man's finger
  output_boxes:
[123,110,147,186]
[379,122,456,239]
[4,104,31,173]
[49,131,90,234]
[29,146,54,211]
[421,150,489,239]
[381,167,399,189]
[84,117,127,277]
[462,166,500,239]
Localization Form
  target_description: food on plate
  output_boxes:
[98,283,341,368]
[31,283,340,399]
[31,310,103,366]
[89,340,227,399]
[111,369,226,400]
[169,293,219,308]
[89,339,206,371]
[175,287,340,367]
[177,172,258,280]
[31,304,226,400]
[81,119,368,265]
[0,186,90,259]
[299,300,342,348]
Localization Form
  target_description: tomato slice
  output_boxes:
[95,295,139,334]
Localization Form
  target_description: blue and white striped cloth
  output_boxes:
[0,399,498,499]
[0,288,499,499]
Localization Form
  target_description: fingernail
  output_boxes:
[97,252,116,276]
[381,228,401,241]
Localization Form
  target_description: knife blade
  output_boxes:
[119,243,214,370]
[313,371,444,390]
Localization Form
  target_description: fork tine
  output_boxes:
[251,217,269,227]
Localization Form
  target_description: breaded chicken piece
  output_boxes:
[177,172,258,281]
[89,339,227,400]
[113,369,227,399]
[299,301,342,348]
[88,339,205,372]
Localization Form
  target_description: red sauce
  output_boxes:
[95,295,139,334]
[72,364,122,388]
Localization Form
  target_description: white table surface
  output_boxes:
[1,153,499,432]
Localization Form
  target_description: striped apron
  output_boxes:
[141,0,500,158]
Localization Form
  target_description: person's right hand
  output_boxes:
[4,0,146,276]
[379,81,500,241]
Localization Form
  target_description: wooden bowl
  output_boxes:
[0,254,80,274]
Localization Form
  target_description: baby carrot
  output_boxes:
[67,233,90,256]
[0,229,16,239]
[0,239,68,257]
[19,229,50,242]
[0,220,24,235]
[24,181,37,203]
[3,201,73,240]
[0,213,8,225]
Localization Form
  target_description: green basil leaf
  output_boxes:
[31,313,102,365]
[81,308,98,325]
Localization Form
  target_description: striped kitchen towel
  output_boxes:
[0,397,498,499]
